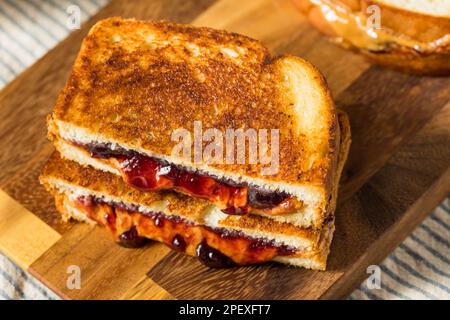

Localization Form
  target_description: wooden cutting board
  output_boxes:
[0,0,449,300]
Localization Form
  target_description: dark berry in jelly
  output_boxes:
[153,215,164,227]
[118,227,147,248]
[247,188,290,209]
[171,234,186,252]
[196,241,236,268]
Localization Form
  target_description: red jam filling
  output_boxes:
[120,153,249,213]
[81,142,292,215]
[74,195,296,268]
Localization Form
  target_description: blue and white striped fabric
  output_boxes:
[0,0,449,300]
[350,198,450,300]
[0,0,108,87]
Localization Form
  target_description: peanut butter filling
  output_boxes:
[303,0,450,54]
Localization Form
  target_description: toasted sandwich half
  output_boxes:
[48,18,345,229]
[41,152,335,269]
[294,0,450,75]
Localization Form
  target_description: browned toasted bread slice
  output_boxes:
[294,0,450,75]
[48,17,343,228]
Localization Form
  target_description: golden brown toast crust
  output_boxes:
[50,18,339,202]
[294,0,450,75]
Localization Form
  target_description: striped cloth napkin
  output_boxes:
[0,0,449,300]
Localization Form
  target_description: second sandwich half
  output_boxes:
[41,18,351,270]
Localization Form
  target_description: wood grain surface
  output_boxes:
[0,0,448,299]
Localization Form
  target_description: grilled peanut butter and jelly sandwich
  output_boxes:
[40,18,350,270]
